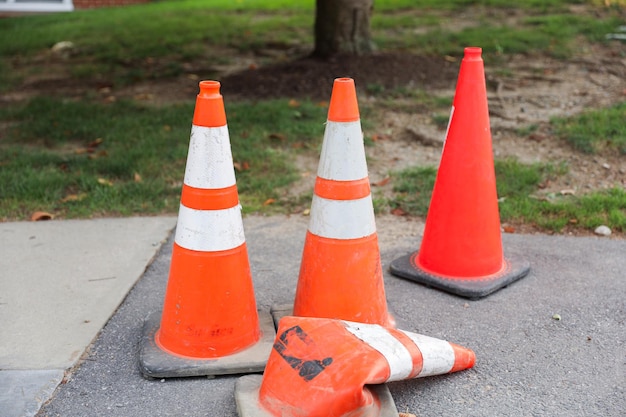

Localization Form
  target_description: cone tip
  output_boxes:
[463,47,482,61]
[327,77,360,122]
[193,80,227,127]
[450,342,476,372]
[198,80,222,98]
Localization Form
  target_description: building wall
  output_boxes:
[73,0,150,9]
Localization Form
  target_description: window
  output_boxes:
[0,0,74,12]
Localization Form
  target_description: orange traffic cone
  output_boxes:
[390,47,530,299]
[288,77,392,326]
[235,316,475,417]
[139,81,275,378]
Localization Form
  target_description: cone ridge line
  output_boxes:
[317,121,368,181]
[308,194,376,240]
[344,321,413,381]
[174,204,246,252]
[403,332,456,377]
[184,125,237,190]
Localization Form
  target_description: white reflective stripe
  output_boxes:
[175,204,245,252]
[404,331,455,377]
[344,321,412,381]
[317,121,368,181]
[308,195,376,240]
[442,105,455,152]
[184,125,236,189]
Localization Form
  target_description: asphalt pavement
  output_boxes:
[1,215,625,417]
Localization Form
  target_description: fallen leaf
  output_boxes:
[391,208,407,216]
[31,211,54,221]
[248,62,258,70]
[568,218,578,224]
[88,138,103,148]
[134,172,142,183]
[371,133,391,142]
[61,193,87,203]
[316,101,329,108]
[97,178,113,186]
[163,125,172,132]
[263,198,275,206]
[268,133,286,141]
[373,177,391,187]
[503,225,516,233]
[560,189,575,195]
[233,161,250,171]
[302,208,311,216]
[288,99,300,108]
[399,413,417,417]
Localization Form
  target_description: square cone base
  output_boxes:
[270,304,293,329]
[139,311,276,378]
[390,252,530,299]
[235,374,399,417]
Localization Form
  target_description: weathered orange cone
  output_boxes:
[289,78,392,326]
[139,81,275,378]
[235,316,475,417]
[390,47,530,299]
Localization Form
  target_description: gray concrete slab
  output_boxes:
[0,216,176,417]
[34,215,626,417]
[0,216,176,370]
[0,370,64,417]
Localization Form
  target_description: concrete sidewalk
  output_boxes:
[1,215,625,416]
[0,217,176,417]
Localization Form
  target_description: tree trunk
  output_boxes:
[313,0,374,58]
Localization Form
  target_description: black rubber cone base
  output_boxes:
[390,251,530,299]
[235,374,399,417]
[269,304,293,329]
[139,311,276,379]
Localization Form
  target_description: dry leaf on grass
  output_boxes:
[31,211,54,221]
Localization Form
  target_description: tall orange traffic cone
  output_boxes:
[235,316,475,417]
[390,47,530,299]
[288,77,392,326]
[139,81,275,378]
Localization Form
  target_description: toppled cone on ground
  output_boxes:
[235,316,475,417]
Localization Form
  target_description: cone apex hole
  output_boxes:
[464,47,482,60]
[198,80,221,98]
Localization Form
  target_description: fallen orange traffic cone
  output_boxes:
[235,316,475,417]
[290,77,392,326]
[139,81,275,378]
[390,47,530,299]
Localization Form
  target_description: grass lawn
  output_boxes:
[1,0,624,235]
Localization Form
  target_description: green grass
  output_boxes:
[1,0,625,234]
[0,97,327,220]
[551,102,626,155]
[1,0,622,90]
[388,159,626,233]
